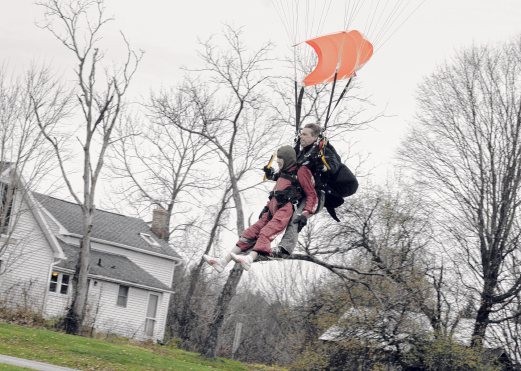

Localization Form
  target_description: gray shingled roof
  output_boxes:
[55,241,171,291]
[33,193,180,259]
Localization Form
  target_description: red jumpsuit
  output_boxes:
[236,165,318,255]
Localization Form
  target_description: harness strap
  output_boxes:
[318,138,331,171]
[268,170,303,207]
[278,171,298,184]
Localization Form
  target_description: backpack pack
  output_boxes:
[319,141,358,198]
[307,140,358,221]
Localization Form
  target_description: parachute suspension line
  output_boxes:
[374,0,427,52]
[369,1,406,49]
[324,72,339,130]
[364,0,383,46]
[316,1,333,38]
[302,0,332,74]
[341,0,427,52]
[273,0,332,45]
[292,0,300,44]
[344,0,364,30]
[272,0,293,45]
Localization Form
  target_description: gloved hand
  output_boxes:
[263,166,275,180]
[258,205,269,219]
[293,213,308,232]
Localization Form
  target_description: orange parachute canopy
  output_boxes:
[303,30,373,86]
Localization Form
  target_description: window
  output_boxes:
[117,285,129,307]
[60,274,70,294]
[0,182,13,235]
[49,272,70,295]
[144,293,159,337]
[139,233,160,247]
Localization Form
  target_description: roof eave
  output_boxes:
[61,232,183,262]
[53,266,174,294]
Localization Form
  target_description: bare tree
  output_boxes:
[273,187,456,368]
[32,0,141,334]
[152,25,278,357]
[110,88,217,239]
[0,65,66,275]
[172,186,233,348]
[109,86,228,346]
[298,186,443,322]
[399,37,521,348]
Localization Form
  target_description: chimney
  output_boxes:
[150,206,169,241]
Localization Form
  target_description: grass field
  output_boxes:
[0,322,285,370]
[0,364,30,370]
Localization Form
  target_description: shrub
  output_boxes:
[0,305,46,327]
[404,337,501,370]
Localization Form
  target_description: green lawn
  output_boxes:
[0,365,31,370]
[0,322,284,370]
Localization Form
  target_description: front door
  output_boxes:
[144,293,159,337]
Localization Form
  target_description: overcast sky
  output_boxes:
[1,0,520,181]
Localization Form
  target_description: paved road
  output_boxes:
[0,354,79,371]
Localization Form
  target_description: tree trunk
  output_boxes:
[200,172,246,357]
[64,212,93,334]
[178,262,204,341]
[202,265,244,357]
[471,304,490,348]
[176,189,230,343]
[471,281,495,348]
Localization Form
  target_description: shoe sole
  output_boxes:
[230,253,251,271]
[203,255,224,273]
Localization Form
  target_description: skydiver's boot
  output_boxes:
[203,246,242,273]
[230,251,258,271]
[202,255,225,273]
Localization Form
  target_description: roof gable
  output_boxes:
[33,193,180,259]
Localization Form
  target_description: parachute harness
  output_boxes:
[317,136,331,171]
[269,171,303,207]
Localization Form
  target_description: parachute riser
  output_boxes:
[295,85,305,136]
[323,72,339,130]
[327,76,354,126]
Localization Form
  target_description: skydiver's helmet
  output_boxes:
[277,145,297,171]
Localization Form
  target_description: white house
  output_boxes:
[0,163,183,342]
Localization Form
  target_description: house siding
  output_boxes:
[0,190,54,312]
[85,280,167,341]
[2,186,177,343]
[43,285,72,317]
[90,240,174,288]
[42,278,169,342]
